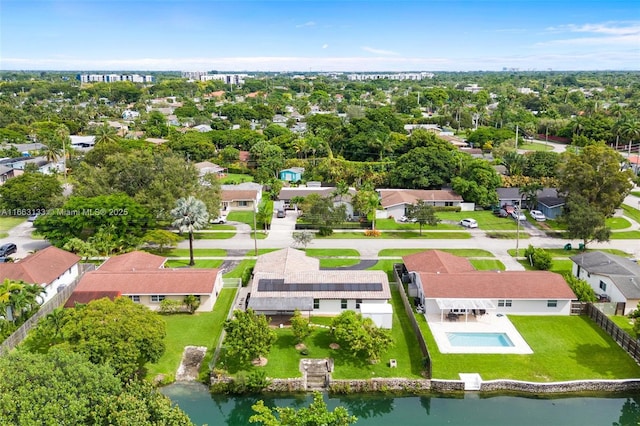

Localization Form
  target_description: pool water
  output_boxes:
[446,332,515,347]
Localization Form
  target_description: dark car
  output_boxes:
[276,209,286,218]
[0,243,17,257]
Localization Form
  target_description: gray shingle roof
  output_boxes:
[571,251,640,299]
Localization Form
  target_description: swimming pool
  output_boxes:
[446,332,515,347]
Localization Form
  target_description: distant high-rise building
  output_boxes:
[77,74,153,83]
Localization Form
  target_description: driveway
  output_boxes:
[0,221,50,260]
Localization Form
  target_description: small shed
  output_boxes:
[279,167,304,182]
[360,303,393,329]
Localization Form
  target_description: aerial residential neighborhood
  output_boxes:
[1,0,640,424]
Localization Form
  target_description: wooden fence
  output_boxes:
[393,263,432,378]
[0,264,96,354]
[586,303,640,364]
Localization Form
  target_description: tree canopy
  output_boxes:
[250,392,357,426]
[0,172,63,211]
[223,309,277,367]
[330,310,393,362]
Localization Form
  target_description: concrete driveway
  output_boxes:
[0,220,50,260]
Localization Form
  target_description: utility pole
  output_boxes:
[253,205,258,256]
[515,196,521,257]
[515,124,519,150]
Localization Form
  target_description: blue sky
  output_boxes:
[1,0,638,71]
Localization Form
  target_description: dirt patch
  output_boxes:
[329,343,340,350]
[175,346,207,381]
[252,356,268,366]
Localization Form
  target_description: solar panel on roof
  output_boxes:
[257,279,383,292]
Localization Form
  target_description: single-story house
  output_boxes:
[402,250,576,316]
[70,135,96,150]
[496,187,562,210]
[537,196,565,219]
[570,251,640,315]
[221,182,263,212]
[276,185,357,217]
[279,167,304,182]
[195,161,226,178]
[377,189,467,219]
[0,165,17,184]
[70,251,223,312]
[248,248,392,328]
[0,246,81,304]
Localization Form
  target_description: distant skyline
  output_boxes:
[1,0,639,72]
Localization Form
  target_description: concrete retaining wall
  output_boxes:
[329,378,431,393]
[479,379,640,393]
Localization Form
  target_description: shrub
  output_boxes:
[364,229,381,237]
[159,299,183,314]
[241,266,254,287]
[523,244,552,270]
[562,273,597,302]
[318,226,333,236]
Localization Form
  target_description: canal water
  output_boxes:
[162,382,640,426]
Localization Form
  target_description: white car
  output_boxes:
[210,216,227,224]
[459,218,478,228]
[511,211,526,221]
[530,210,546,221]
[399,216,417,223]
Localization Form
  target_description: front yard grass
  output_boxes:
[304,249,360,257]
[319,258,361,268]
[145,288,236,382]
[319,231,471,239]
[485,231,530,239]
[622,204,640,224]
[436,211,519,231]
[256,287,423,380]
[193,232,236,240]
[416,314,640,381]
[165,248,227,257]
[375,218,459,231]
[165,259,224,268]
[508,248,630,257]
[610,230,640,239]
[0,216,26,231]
[378,248,494,257]
[607,217,632,230]
[469,259,505,271]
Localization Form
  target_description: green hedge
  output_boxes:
[295,222,372,230]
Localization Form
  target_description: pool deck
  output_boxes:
[426,313,533,354]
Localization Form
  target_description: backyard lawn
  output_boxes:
[145,288,237,382]
[416,314,640,381]
[436,211,519,231]
[245,287,424,380]
[609,315,636,338]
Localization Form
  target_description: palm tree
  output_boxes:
[171,196,209,266]
[43,143,63,163]
[0,279,24,323]
[619,117,640,151]
[94,123,119,145]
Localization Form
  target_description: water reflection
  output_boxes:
[162,382,640,426]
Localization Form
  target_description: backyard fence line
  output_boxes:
[585,303,640,364]
[0,263,96,354]
[570,301,587,315]
[393,263,432,379]
[222,278,241,288]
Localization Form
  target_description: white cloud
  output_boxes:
[322,44,329,49]
[361,46,399,56]
[541,21,640,46]
[295,21,316,28]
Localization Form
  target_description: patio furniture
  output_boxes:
[447,312,459,321]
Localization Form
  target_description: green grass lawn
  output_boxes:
[436,211,519,231]
[217,173,254,184]
[417,314,640,381]
[631,191,640,198]
[165,248,227,257]
[469,259,505,271]
[508,248,630,257]
[319,258,361,268]
[320,231,471,239]
[607,217,632,230]
[0,216,26,231]
[378,248,494,257]
[250,287,423,380]
[375,218,460,231]
[193,232,236,240]
[610,231,640,239]
[515,258,574,274]
[206,224,236,231]
[304,249,360,257]
[485,231,530,239]
[367,259,402,280]
[223,259,256,279]
[226,211,258,229]
[165,259,224,268]
[145,288,237,382]
[518,141,554,151]
[609,315,636,338]
[622,204,640,224]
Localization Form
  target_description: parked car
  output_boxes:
[399,216,417,223]
[276,209,286,218]
[0,243,17,257]
[529,210,546,221]
[27,213,41,222]
[459,218,478,228]
[210,216,227,224]
[497,209,509,218]
[511,210,526,221]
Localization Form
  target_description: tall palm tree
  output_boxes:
[0,279,24,323]
[619,117,640,150]
[171,196,209,266]
[94,123,119,145]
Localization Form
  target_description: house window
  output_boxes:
[151,295,165,303]
[341,299,348,309]
[238,201,248,207]
[498,299,512,307]
[129,295,140,303]
[313,299,320,309]
[356,299,362,309]
[445,202,453,207]
[599,281,607,291]
[547,300,557,308]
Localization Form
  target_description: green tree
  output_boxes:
[557,144,634,217]
[562,273,597,302]
[0,350,193,425]
[250,392,357,426]
[389,145,456,189]
[301,194,347,234]
[290,309,312,344]
[351,189,379,230]
[406,200,440,235]
[34,193,153,249]
[183,295,201,314]
[561,194,611,249]
[142,229,182,253]
[171,196,209,266]
[62,237,99,260]
[0,172,63,211]
[223,309,277,367]
[24,297,166,379]
[331,310,393,363]
[452,156,501,207]
[523,245,552,270]
[292,231,314,248]
[94,123,119,144]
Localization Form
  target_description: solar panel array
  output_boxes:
[257,279,383,292]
